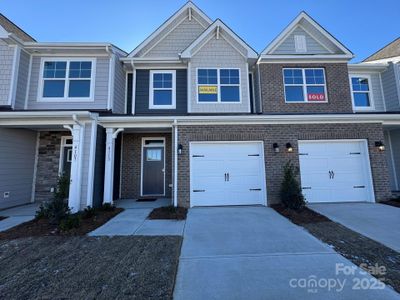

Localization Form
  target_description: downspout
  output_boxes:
[173,119,178,207]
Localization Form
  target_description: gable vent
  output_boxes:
[294,35,307,53]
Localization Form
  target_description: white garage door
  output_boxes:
[190,142,266,207]
[298,140,374,203]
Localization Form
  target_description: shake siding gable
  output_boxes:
[14,49,30,109]
[27,56,110,110]
[381,64,400,111]
[0,40,14,106]
[113,58,126,114]
[189,36,250,113]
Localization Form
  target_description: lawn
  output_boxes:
[0,236,182,299]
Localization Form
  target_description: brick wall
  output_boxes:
[259,63,353,114]
[177,123,391,207]
[120,132,172,199]
[35,131,66,202]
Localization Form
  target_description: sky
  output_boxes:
[0,0,399,62]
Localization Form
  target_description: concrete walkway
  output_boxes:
[0,203,38,232]
[309,203,400,252]
[89,198,185,236]
[174,207,399,300]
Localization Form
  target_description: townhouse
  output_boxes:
[0,2,399,212]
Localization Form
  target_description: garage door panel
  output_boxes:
[299,140,373,204]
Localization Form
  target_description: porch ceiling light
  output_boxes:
[286,143,293,153]
[273,143,280,153]
[375,141,385,152]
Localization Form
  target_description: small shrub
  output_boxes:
[280,161,305,210]
[148,205,188,220]
[82,206,97,219]
[100,203,115,212]
[59,214,81,231]
[35,203,48,220]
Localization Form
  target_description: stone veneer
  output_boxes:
[176,123,391,208]
[35,131,70,202]
[120,132,172,199]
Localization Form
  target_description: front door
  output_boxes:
[142,138,165,196]
[60,137,73,178]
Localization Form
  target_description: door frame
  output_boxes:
[58,136,73,175]
[140,137,166,197]
[298,139,375,203]
[189,141,268,207]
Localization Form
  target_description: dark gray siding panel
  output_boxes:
[135,69,187,115]
[92,126,105,207]
[126,73,133,115]
[0,128,37,209]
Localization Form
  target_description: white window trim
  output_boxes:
[349,74,375,111]
[196,67,242,104]
[282,68,328,103]
[149,70,176,109]
[38,57,96,102]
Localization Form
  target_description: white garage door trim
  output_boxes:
[189,141,267,207]
[298,139,375,203]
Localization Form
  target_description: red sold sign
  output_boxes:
[307,93,325,101]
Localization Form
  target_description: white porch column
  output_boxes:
[103,128,124,204]
[64,123,85,213]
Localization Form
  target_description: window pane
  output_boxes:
[306,86,326,101]
[147,149,162,161]
[354,93,370,107]
[285,86,304,102]
[283,69,303,85]
[153,73,172,88]
[305,69,325,84]
[43,80,65,97]
[220,69,239,84]
[198,92,218,102]
[198,69,217,84]
[351,77,369,92]
[153,90,172,105]
[68,80,91,97]
[221,86,240,102]
[69,61,92,78]
[44,61,66,78]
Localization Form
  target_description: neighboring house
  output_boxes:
[347,37,400,195]
[0,2,399,212]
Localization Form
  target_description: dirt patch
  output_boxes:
[381,199,400,208]
[0,216,7,221]
[0,236,181,299]
[273,204,400,293]
[149,206,188,220]
[0,208,123,240]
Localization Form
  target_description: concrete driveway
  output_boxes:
[309,203,400,252]
[174,207,399,300]
[0,203,38,232]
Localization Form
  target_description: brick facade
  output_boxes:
[120,132,172,199]
[259,63,353,114]
[177,123,391,208]
[35,131,68,202]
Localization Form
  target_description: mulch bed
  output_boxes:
[148,206,188,220]
[0,236,182,299]
[273,204,400,293]
[381,199,400,208]
[0,216,7,221]
[0,208,124,240]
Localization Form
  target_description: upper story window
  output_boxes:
[283,68,327,103]
[350,76,373,109]
[149,70,176,109]
[39,59,95,101]
[197,68,241,103]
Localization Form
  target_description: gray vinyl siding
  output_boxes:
[27,56,110,110]
[385,129,400,191]
[144,17,206,58]
[0,128,37,209]
[0,40,14,106]
[189,36,250,113]
[381,63,400,111]
[14,50,30,109]
[113,58,126,114]
[135,69,187,115]
[274,26,330,55]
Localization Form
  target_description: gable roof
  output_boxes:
[128,1,212,57]
[0,13,35,42]
[180,19,258,60]
[260,11,353,59]
[363,37,400,62]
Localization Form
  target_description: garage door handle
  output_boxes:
[193,190,205,192]
[192,155,204,157]
[302,187,312,190]
[350,152,361,155]
[353,186,365,189]
[248,154,260,156]
[249,188,261,191]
